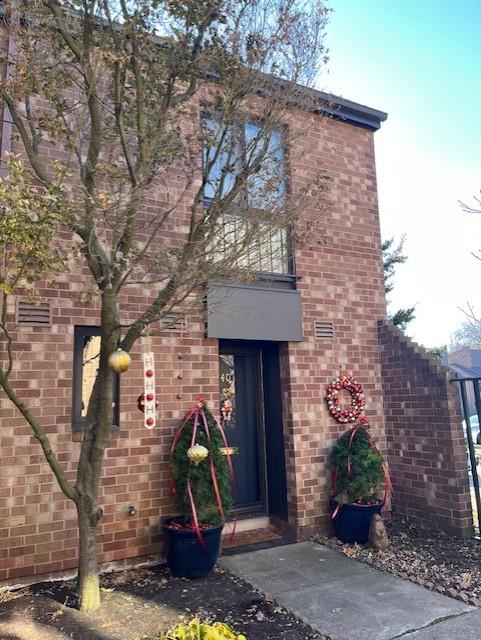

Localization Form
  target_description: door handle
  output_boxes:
[219,446,238,456]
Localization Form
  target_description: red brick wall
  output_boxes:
[0,301,220,583]
[378,319,473,537]
[0,103,388,583]
[280,114,388,538]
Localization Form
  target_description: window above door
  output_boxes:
[202,116,293,278]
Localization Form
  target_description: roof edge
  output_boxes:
[311,89,388,132]
[0,6,387,132]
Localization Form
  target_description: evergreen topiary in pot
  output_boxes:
[329,423,389,543]
[164,396,233,578]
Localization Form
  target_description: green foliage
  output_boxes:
[382,236,407,297]
[382,236,415,331]
[426,345,447,360]
[0,154,66,295]
[330,426,385,503]
[390,307,416,332]
[155,618,247,640]
[172,404,233,526]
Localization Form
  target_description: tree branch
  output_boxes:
[78,3,102,203]
[0,292,14,378]
[41,0,82,62]
[0,90,50,185]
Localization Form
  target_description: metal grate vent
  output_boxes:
[160,314,186,332]
[16,300,51,326]
[314,320,334,339]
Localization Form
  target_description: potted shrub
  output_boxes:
[329,422,390,544]
[164,396,233,578]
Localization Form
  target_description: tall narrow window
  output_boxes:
[72,327,120,431]
[202,117,291,276]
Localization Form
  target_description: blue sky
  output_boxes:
[320,0,481,347]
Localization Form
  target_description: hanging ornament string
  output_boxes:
[142,332,157,430]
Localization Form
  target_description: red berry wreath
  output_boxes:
[325,375,366,424]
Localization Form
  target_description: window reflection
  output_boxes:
[72,327,119,430]
[81,335,100,417]
[202,117,290,275]
[220,354,236,426]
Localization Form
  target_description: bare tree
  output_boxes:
[460,192,481,263]
[450,304,481,350]
[452,192,481,349]
[0,0,329,611]
[460,192,481,216]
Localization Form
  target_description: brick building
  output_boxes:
[0,79,474,586]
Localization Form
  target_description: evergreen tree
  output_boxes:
[330,426,385,503]
[382,236,415,331]
[172,403,233,526]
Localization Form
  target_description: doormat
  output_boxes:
[222,526,295,556]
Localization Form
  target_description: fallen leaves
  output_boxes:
[0,588,29,604]
[313,516,481,608]
[101,619,120,629]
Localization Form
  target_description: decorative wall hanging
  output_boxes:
[325,373,366,424]
[142,350,156,429]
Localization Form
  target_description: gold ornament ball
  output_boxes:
[107,348,132,373]
[187,444,209,465]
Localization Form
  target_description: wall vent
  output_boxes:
[16,300,51,326]
[314,320,334,339]
[160,314,186,332]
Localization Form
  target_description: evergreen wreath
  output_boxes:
[325,374,366,424]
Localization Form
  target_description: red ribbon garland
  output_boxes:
[213,415,237,496]
[187,478,204,548]
[369,437,393,506]
[169,397,236,545]
[214,414,237,540]
[168,406,197,496]
[200,409,224,522]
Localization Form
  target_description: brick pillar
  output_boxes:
[378,319,473,537]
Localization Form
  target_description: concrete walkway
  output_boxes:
[221,542,481,640]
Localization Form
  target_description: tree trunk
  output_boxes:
[77,500,101,613]
[75,287,120,613]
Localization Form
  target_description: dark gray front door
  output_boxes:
[219,343,266,514]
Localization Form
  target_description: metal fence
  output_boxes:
[451,377,481,536]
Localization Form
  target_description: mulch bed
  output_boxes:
[0,564,326,640]
[313,515,481,607]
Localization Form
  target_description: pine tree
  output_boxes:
[382,236,415,331]
[172,404,233,526]
[330,427,385,503]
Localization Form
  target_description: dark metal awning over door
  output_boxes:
[206,283,303,342]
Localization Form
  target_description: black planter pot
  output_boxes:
[163,517,224,579]
[330,499,382,544]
